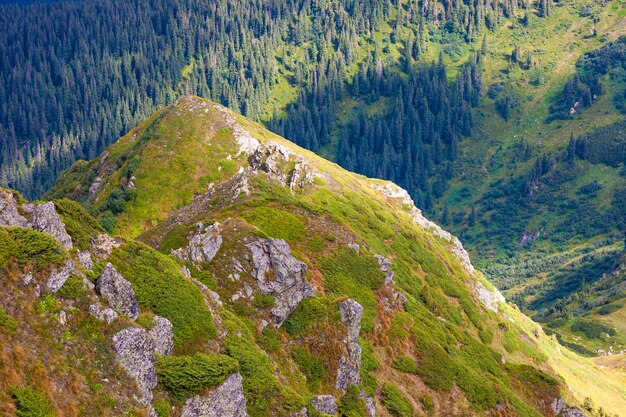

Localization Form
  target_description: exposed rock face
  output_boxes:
[172,222,222,266]
[77,250,94,270]
[91,234,122,259]
[113,328,157,405]
[88,303,118,324]
[311,395,338,416]
[374,255,407,310]
[149,316,174,356]
[359,391,376,417]
[336,299,363,390]
[181,373,248,417]
[23,273,41,297]
[372,182,474,274]
[0,189,29,227]
[89,177,103,196]
[247,238,314,327]
[30,202,73,249]
[551,397,566,415]
[471,281,505,313]
[46,259,76,293]
[248,143,316,191]
[96,263,140,320]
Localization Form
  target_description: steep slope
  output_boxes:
[12,95,617,417]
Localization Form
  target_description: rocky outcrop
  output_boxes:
[29,202,73,249]
[372,182,474,274]
[77,250,94,270]
[46,259,76,293]
[311,395,338,415]
[23,273,41,297]
[471,281,505,313]
[149,316,174,356]
[551,397,566,415]
[172,222,222,266]
[247,238,314,327]
[248,143,316,191]
[0,189,29,227]
[336,299,362,390]
[91,234,122,259]
[375,255,406,310]
[181,373,248,417]
[359,391,376,417]
[89,303,118,324]
[113,328,157,405]
[96,263,139,320]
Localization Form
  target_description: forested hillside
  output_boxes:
[1,0,547,198]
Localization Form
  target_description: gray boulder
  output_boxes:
[30,202,73,249]
[336,299,363,390]
[471,281,505,313]
[46,259,76,293]
[88,303,118,324]
[0,190,29,227]
[311,395,337,416]
[551,397,566,415]
[247,238,314,327]
[113,327,157,405]
[181,372,248,417]
[173,223,223,266]
[96,263,139,320]
[149,315,174,356]
[77,250,94,270]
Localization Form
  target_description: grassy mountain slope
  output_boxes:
[37,96,625,416]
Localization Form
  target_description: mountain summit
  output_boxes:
[1,96,623,416]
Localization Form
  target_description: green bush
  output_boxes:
[392,355,418,374]
[381,383,412,417]
[415,341,456,391]
[421,395,434,413]
[11,386,55,417]
[258,327,280,353]
[338,385,368,417]
[0,227,66,271]
[153,400,171,417]
[571,319,616,339]
[598,304,621,315]
[359,339,379,395]
[53,199,104,250]
[283,297,328,336]
[242,207,306,243]
[291,347,326,391]
[156,353,239,401]
[0,306,18,333]
[252,292,276,309]
[108,241,216,346]
[57,275,86,299]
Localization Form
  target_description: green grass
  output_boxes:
[381,383,412,417]
[241,206,306,243]
[156,353,239,402]
[108,241,216,347]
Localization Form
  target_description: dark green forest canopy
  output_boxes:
[0,0,532,198]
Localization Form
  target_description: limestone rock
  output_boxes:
[96,263,139,320]
[46,259,76,293]
[30,202,73,249]
[88,303,118,324]
[247,238,314,327]
[359,391,376,417]
[113,327,157,405]
[311,395,337,416]
[149,316,174,356]
[348,243,360,254]
[181,372,248,417]
[372,182,475,274]
[375,255,407,310]
[91,234,122,259]
[248,143,316,190]
[89,177,103,196]
[172,223,222,266]
[551,397,566,415]
[337,299,363,390]
[374,255,395,284]
[471,281,505,313]
[0,190,29,227]
[77,250,94,270]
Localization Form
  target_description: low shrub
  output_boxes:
[571,319,616,339]
[252,292,276,309]
[283,297,328,336]
[11,386,55,417]
[421,395,434,413]
[242,207,306,243]
[292,347,326,391]
[338,385,368,417]
[392,355,418,374]
[359,338,379,395]
[156,353,239,401]
[0,227,65,271]
[108,241,216,346]
[0,306,17,333]
[381,383,412,417]
[53,199,104,249]
[153,400,171,417]
[57,275,86,299]
[598,304,621,315]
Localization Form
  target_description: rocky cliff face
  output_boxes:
[1,96,606,417]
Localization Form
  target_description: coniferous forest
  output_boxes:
[0,0,532,198]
